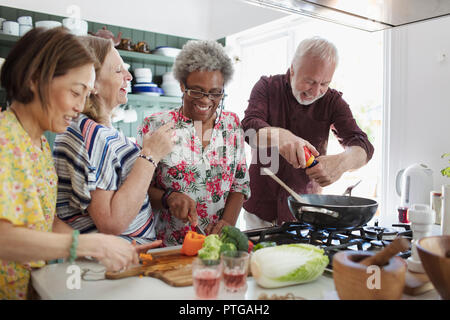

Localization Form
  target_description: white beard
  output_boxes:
[291,78,326,105]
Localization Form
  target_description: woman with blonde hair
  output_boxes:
[53,35,174,245]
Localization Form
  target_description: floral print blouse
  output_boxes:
[138,109,250,246]
[0,109,57,299]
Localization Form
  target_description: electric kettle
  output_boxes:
[396,164,434,208]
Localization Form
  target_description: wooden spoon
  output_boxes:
[262,168,307,203]
[360,237,410,267]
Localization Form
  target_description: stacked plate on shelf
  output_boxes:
[62,18,88,36]
[152,46,181,58]
[132,68,163,96]
[35,20,62,29]
[161,72,182,97]
[1,20,19,36]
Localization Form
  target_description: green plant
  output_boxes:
[442,153,450,178]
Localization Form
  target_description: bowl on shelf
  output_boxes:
[133,82,157,88]
[161,82,182,97]
[19,24,32,36]
[416,235,450,300]
[62,18,88,36]
[137,92,161,97]
[3,21,19,36]
[134,68,152,77]
[17,16,33,26]
[133,68,152,83]
[133,84,162,96]
[35,20,62,29]
[152,46,181,58]
[135,77,153,84]
[162,71,176,83]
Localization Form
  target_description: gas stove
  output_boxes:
[244,221,412,270]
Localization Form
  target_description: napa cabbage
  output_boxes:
[250,243,329,288]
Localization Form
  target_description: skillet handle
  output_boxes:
[299,206,340,218]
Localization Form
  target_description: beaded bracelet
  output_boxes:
[138,153,157,168]
[68,230,80,264]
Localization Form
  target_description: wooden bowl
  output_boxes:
[333,251,407,300]
[416,235,450,300]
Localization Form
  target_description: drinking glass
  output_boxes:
[398,206,409,223]
[192,258,222,299]
[221,251,249,293]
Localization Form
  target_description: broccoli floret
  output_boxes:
[198,246,220,260]
[220,226,249,252]
[219,242,237,254]
[203,234,222,248]
[198,234,223,260]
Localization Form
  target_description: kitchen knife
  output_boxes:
[195,224,206,236]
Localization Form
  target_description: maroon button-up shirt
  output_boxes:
[241,69,374,224]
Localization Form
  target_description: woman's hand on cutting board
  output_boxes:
[82,234,140,272]
[132,239,163,254]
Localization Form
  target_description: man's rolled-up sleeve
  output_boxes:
[330,95,375,162]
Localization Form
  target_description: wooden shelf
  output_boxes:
[0,89,180,107]
[117,49,175,66]
[0,33,179,105]
[126,93,181,106]
[0,33,20,46]
[0,34,175,65]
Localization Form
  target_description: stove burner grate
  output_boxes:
[244,221,412,270]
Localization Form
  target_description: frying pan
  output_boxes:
[287,194,378,229]
[262,168,378,229]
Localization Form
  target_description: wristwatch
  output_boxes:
[162,188,175,209]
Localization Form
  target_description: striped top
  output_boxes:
[53,114,156,244]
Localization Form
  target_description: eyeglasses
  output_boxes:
[184,88,226,101]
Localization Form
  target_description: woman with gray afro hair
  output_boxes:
[173,39,234,86]
[138,39,250,247]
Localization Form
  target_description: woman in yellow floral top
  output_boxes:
[0,27,148,300]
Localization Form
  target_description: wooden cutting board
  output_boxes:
[403,270,435,296]
[105,247,195,287]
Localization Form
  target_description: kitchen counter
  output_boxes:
[32,226,445,300]
[31,257,441,300]
[31,258,335,300]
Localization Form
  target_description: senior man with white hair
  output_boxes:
[241,36,374,228]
